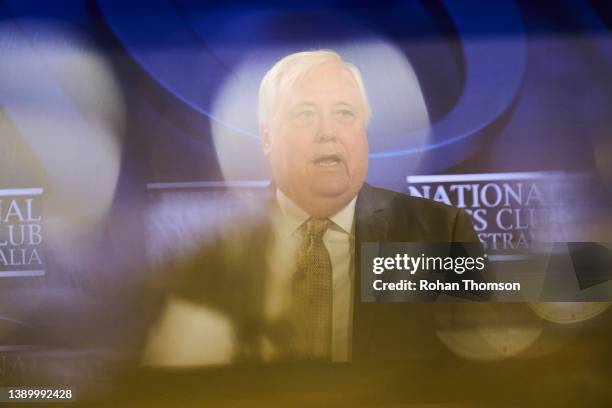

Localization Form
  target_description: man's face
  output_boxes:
[262,62,369,217]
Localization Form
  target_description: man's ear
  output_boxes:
[261,124,272,156]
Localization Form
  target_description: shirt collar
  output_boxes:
[275,189,356,237]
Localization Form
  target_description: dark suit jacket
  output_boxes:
[167,183,480,362]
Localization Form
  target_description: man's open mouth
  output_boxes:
[313,154,343,167]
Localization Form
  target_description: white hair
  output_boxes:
[258,49,371,127]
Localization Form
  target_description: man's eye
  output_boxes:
[335,109,356,122]
[296,110,316,118]
[291,109,317,126]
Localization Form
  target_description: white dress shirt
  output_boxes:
[265,189,356,362]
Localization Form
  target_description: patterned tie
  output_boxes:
[290,218,333,359]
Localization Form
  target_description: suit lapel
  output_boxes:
[351,183,390,360]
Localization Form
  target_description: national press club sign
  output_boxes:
[406,172,580,251]
[0,188,44,278]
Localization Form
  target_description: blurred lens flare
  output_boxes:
[435,303,543,361]
[528,302,611,324]
[0,21,124,238]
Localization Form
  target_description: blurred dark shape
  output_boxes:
[569,243,612,289]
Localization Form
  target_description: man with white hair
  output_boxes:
[147,50,479,364]
[259,50,370,220]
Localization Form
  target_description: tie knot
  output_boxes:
[304,218,331,240]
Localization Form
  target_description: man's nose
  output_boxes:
[316,114,336,142]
